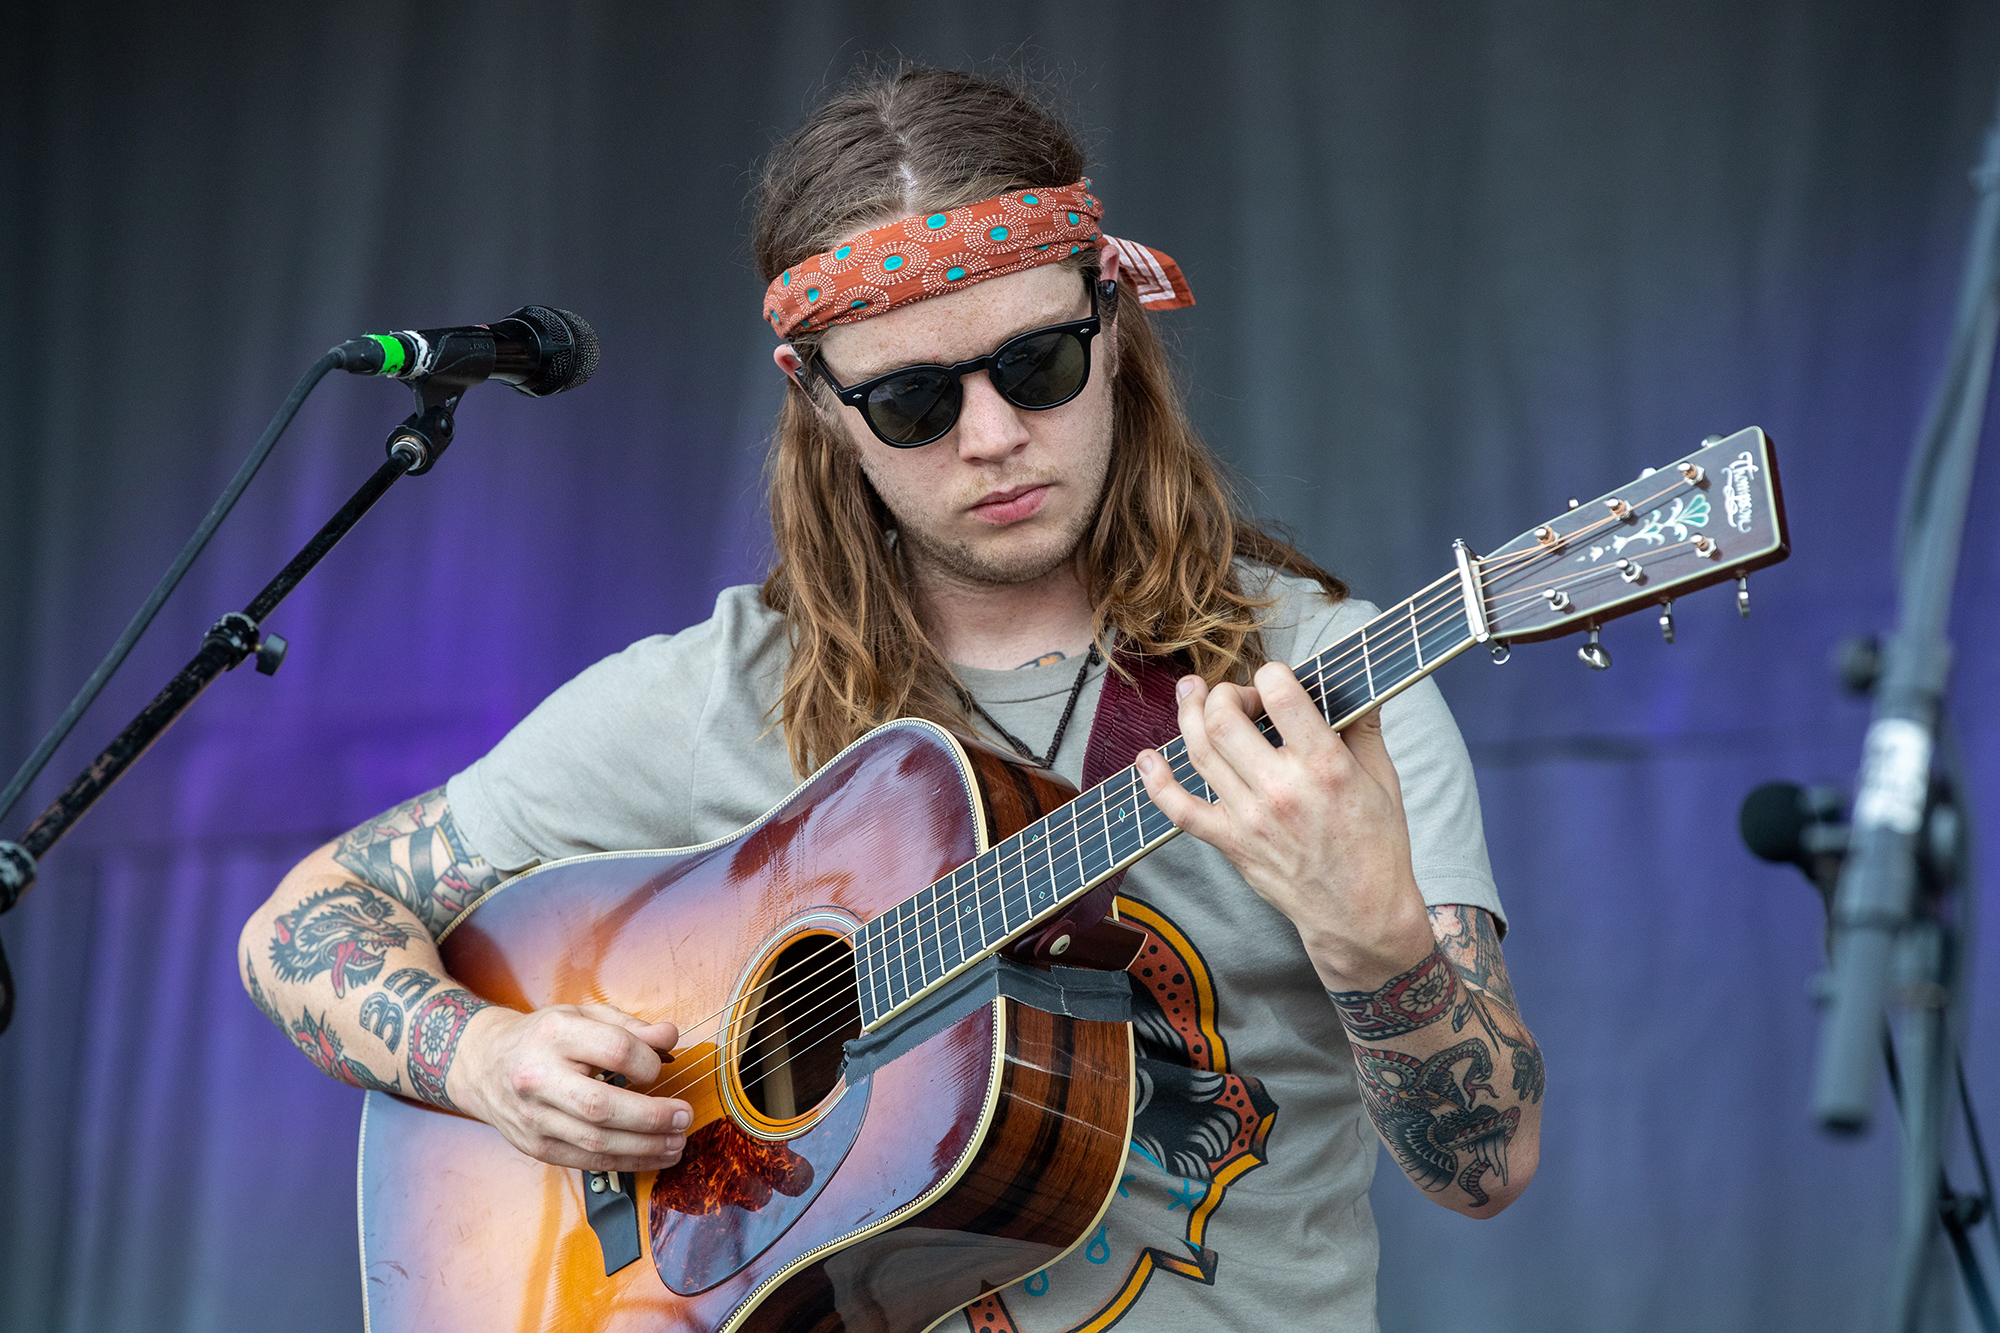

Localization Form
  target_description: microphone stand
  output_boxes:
[1807,64,2000,1333]
[1743,783,1998,1331]
[0,365,480,1036]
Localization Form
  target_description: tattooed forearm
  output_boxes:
[405,988,490,1112]
[245,795,504,1110]
[1334,907,1543,1213]
[332,787,503,937]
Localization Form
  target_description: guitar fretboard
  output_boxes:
[853,573,1475,1029]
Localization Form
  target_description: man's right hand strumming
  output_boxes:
[239,787,692,1173]
[450,1004,689,1171]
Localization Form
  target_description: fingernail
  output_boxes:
[1176,677,1197,701]
[1135,750,1155,773]
[671,1109,691,1131]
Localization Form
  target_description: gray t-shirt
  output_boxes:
[447,570,1501,1333]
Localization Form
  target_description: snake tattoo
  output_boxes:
[1353,1038,1522,1206]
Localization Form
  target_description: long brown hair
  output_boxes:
[754,64,1343,776]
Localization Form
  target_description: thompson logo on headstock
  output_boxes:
[1721,451,1761,533]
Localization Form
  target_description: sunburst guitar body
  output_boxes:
[359,721,1136,1333]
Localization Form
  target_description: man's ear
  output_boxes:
[773,343,806,387]
[1097,243,1124,291]
[1095,246,1123,379]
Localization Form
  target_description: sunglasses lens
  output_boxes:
[864,368,961,446]
[990,330,1090,409]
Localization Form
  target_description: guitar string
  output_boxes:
[643,578,1491,1104]
[634,576,1471,1072]
[668,528,1735,1109]
[638,496,1715,1103]
[1479,524,1704,605]
[643,587,1468,1103]
[644,553,1578,1101]
[1479,536,1717,626]
[634,574,1477,1072]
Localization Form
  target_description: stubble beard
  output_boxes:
[897,495,1099,591]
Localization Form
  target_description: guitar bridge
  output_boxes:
[583,1169,642,1275]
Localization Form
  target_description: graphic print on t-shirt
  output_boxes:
[963,896,1278,1333]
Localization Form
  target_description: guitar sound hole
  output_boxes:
[740,933,860,1122]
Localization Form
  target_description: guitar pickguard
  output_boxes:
[649,1074,871,1294]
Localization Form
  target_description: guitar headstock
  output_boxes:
[1476,427,1789,648]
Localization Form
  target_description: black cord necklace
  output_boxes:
[956,643,1101,770]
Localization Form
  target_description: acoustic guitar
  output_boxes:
[358,427,1789,1332]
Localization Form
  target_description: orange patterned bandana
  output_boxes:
[761,179,1193,339]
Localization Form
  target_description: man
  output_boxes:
[243,64,1541,1331]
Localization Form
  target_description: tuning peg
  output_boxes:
[1737,573,1750,618]
[1489,643,1511,665]
[1566,497,1580,510]
[1543,588,1572,612]
[1577,625,1612,670]
[1659,600,1675,644]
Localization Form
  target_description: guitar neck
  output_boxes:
[853,572,1477,1030]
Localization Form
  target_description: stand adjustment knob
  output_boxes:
[255,634,289,676]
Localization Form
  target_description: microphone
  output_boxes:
[1740,781,1849,901]
[335,305,599,397]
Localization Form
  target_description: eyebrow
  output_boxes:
[829,293,1092,382]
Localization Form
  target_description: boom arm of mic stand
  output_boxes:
[0,379,463,1037]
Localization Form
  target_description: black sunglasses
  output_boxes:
[809,278,1117,448]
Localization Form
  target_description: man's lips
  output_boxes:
[968,483,1051,525]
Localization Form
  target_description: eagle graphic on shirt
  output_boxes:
[963,896,1278,1333]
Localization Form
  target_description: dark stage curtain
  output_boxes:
[3,3,1997,1329]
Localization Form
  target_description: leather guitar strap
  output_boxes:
[1020,646,1189,961]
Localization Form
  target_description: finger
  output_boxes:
[578,1005,681,1055]
[1136,747,1226,842]
[1337,708,1404,809]
[525,1108,688,1169]
[1253,662,1339,758]
[533,1097,687,1152]
[546,1069,695,1136]
[1198,677,1300,783]
[1173,676,1253,806]
[553,1013,668,1086]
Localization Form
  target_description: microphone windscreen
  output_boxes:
[508,305,600,395]
[1740,782,1809,864]
[545,307,599,391]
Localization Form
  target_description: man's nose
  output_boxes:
[953,370,1032,463]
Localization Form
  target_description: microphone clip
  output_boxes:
[385,374,466,475]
